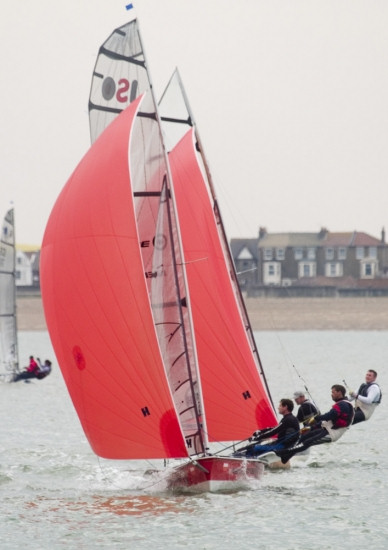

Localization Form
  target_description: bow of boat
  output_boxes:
[166,455,265,493]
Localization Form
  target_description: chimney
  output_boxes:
[258,227,267,239]
[382,227,386,244]
[318,227,328,239]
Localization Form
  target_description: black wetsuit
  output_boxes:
[244,413,300,457]
[297,400,319,425]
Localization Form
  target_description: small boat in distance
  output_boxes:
[41,14,277,492]
[0,208,19,382]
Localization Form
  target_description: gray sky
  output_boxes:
[1,0,388,245]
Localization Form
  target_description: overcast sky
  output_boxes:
[1,1,388,245]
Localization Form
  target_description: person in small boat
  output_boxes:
[13,356,40,382]
[236,398,300,457]
[349,369,381,424]
[293,390,319,426]
[276,384,354,464]
[36,358,52,379]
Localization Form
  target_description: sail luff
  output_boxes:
[151,181,207,455]
[165,180,210,454]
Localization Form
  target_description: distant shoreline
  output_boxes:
[16,296,47,331]
[244,296,388,330]
[16,295,388,331]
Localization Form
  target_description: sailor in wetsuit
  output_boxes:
[276,384,354,464]
[293,390,319,426]
[238,398,300,457]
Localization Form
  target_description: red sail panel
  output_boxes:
[41,96,187,460]
[170,130,277,441]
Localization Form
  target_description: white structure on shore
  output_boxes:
[16,247,40,287]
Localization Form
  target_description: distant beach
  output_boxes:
[16,295,388,331]
[17,296,47,331]
[244,296,388,330]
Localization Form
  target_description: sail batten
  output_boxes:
[99,46,145,66]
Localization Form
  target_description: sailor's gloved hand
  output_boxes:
[249,430,261,441]
[350,390,358,398]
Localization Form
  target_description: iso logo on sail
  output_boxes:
[101,77,138,104]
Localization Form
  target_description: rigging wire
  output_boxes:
[292,361,320,414]
[262,303,321,413]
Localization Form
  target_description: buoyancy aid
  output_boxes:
[319,399,354,442]
[332,399,354,428]
[358,382,382,403]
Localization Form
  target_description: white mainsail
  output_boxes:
[0,208,19,381]
[89,19,152,143]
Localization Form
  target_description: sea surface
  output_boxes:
[1,331,387,550]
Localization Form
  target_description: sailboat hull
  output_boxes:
[167,456,264,493]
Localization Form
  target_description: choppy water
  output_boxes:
[1,331,387,549]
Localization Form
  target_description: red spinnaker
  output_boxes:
[41,97,187,459]
[170,129,277,441]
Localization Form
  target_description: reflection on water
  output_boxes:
[25,495,190,518]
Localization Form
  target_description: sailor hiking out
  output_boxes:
[13,356,52,382]
[293,390,319,426]
[235,398,300,458]
[276,384,354,464]
[349,369,381,424]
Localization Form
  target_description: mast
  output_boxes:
[136,21,209,455]
[11,209,18,372]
